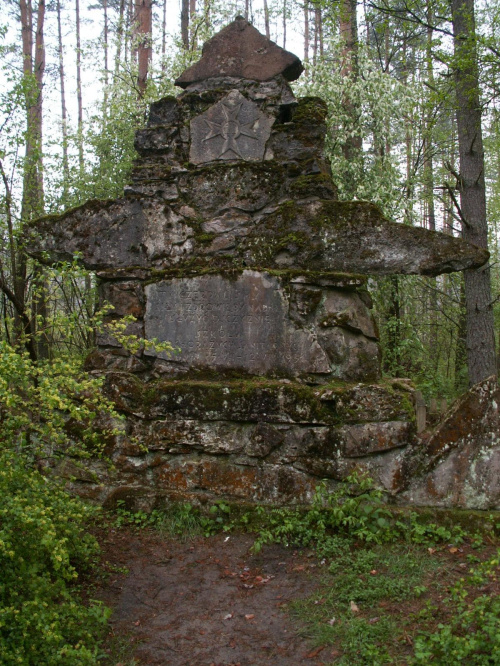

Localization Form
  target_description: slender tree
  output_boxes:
[135,0,152,94]
[450,0,497,383]
[56,0,70,190]
[181,0,189,48]
[75,0,84,173]
[263,0,270,38]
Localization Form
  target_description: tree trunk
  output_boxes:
[181,0,189,49]
[115,0,125,73]
[189,0,196,49]
[103,0,109,115]
[136,0,152,95]
[304,0,309,62]
[75,0,84,174]
[339,0,362,161]
[161,0,167,67]
[56,0,69,194]
[16,1,46,358]
[451,0,497,384]
[283,0,287,49]
[263,0,270,39]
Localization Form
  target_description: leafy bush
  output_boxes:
[0,452,110,665]
[0,340,123,664]
[0,339,120,459]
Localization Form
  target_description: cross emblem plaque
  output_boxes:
[189,90,274,164]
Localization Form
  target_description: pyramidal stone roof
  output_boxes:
[175,16,304,88]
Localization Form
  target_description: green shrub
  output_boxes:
[0,452,110,665]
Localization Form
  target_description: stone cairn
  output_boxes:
[33,18,499,510]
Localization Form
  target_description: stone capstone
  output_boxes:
[175,17,304,88]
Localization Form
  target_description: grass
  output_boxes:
[289,542,444,664]
[288,541,500,665]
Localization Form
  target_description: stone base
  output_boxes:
[58,373,416,509]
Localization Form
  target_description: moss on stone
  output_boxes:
[292,97,328,125]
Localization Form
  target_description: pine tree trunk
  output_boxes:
[339,0,362,161]
[56,0,69,191]
[304,0,309,62]
[161,0,167,67]
[115,0,125,73]
[263,0,270,39]
[181,0,189,49]
[189,0,196,48]
[451,0,497,384]
[103,0,109,114]
[283,0,286,48]
[136,0,152,95]
[75,0,84,174]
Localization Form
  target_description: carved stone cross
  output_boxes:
[190,90,274,164]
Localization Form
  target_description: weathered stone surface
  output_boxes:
[243,200,489,277]
[102,373,415,425]
[341,421,412,457]
[190,90,274,164]
[175,17,303,88]
[144,271,332,376]
[397,377,500,509]
[31,196,488,277]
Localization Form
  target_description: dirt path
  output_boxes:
[95,529,330,666]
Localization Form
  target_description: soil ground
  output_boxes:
[91,525,499,666]
[94,528,329,666]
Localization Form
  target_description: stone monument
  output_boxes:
[32,18,494,509]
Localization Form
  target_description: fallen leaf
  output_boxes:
[245,614,255,620]
[370,569,378,575]
[449,547,458,554]
[369,617,380,624]
[350,601,360,613]
[293,565,306,572]
[327,617,336,626]
[305,645,325,658]
[428,548,436,554]
[223,613,233,620]
[133,621,140,626]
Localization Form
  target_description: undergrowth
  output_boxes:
[110,472,500,664]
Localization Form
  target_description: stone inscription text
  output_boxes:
[144,272,330,374]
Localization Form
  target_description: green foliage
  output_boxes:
[0,339,120,459]
[113,499,232,539]
[413,552,500,664]
[251,473,395,555]
[0,452,110,665]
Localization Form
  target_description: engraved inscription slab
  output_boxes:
[189,91,274,164]
[144,271,330,375]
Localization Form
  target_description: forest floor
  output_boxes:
[91,527,328,665]
[88,522,500,666]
